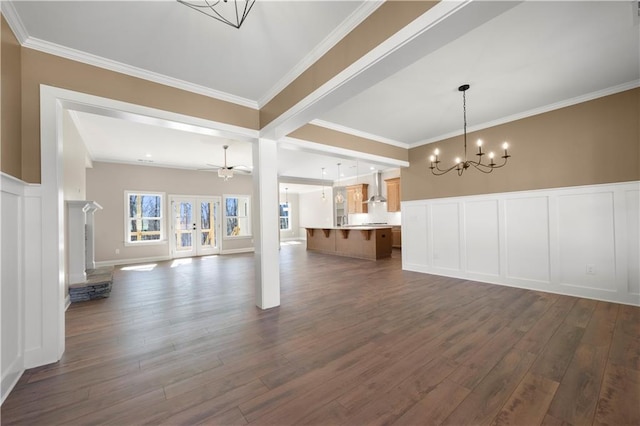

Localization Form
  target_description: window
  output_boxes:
[279,202,290,230]
[224,195,251,238]
[125,191,164,243]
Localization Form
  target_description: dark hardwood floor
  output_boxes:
[2,243,639,425]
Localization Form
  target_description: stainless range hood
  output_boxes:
[367,171,387,203]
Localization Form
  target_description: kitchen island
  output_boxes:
[305,226,393,260]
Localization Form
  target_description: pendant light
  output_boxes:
[354,159,363,202]
[335,163,345,204]
[321,168,327,202]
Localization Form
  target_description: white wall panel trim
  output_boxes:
[401,181,640,306]
[0,173,28,404]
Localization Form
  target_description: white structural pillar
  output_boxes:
[67,200,103,283]
[84,201,103,270]
[67,201,90,284]
[252,138,281,309]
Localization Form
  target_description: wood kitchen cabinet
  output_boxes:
[385,178,401,212]
[392,226,402,248]
[346,184,368,214]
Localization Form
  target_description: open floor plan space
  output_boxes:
[2,245,639,425]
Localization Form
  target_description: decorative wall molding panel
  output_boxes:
[1,174,26,403]
[402,181,640,306]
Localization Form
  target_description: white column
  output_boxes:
[252,138,280,309]
[84,202,103,270]
[67,201,89,284]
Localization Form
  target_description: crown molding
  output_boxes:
[1,2,29,43]
[23,37,259,109]
[412,80,640,148]
[257,0,384,108]
[310,119,410,149]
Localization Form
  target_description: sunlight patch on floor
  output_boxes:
[120,263,157,272]
[170,258,193,268]
[280,241,303,246]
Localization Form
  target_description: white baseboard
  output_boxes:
[1,357,23,405]
[95,255,171,268]
[221,248,255,255]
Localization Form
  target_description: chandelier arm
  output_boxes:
[430,163,461,176]
[178,0,254,29]
[468,161,495,174]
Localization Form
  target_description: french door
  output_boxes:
[170,196,221,258]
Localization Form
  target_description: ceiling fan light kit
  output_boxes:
[429,84,511,177]
[177,0,256,29]
[202,144,251,181]
[218,168,234,181]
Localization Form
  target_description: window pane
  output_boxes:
[142,219,161,232]
[226,217,239,236]
[280,218,289,230]
[142,195,161,217]
[129,195,138,218]
[201,202,211,229]
[141,233,161,241]
[225,198,238,217]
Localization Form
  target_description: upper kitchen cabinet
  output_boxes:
[346,184,368,214]
[385,178,401,212]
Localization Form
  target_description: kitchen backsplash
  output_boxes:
[349,203,401,226]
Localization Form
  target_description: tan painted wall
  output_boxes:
[402,88,640,201]
[20,48,260,183]
[288,124,408,162]
[1,15,22,179]
[260,1,437,127]
[86,161,254,263]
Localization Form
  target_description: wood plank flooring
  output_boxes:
[2,243,639,425]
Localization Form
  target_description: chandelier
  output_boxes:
[429,84,511,176]
[335,163,345,204]
[177,0,256,29]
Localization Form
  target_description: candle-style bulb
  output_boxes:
[434,148,440,156]
[476,139,483,147]
[455,157,461,164]
[429,155,435,162]
[488,152,495,159]
[502,142,509,150]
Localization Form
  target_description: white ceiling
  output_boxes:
[8,1,639,190]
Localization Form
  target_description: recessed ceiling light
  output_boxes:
[145,153,152,158]
[370,166,375,170]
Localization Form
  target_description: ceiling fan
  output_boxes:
[202,145,252,181]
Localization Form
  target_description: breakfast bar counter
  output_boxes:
[305,226,393,260]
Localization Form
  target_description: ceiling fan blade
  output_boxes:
[233,169,252,175]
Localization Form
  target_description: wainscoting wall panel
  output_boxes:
[557,192,616,292]
[431,203,461,271]
[465,200,500,277]
[1,174,25,403]
[402,181,640,306]
[626,189,640,295]
[402,203,428,267]
[504,196,550,283]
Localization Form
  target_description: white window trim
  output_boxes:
[223,194,252,240]
[124,190,166,246]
